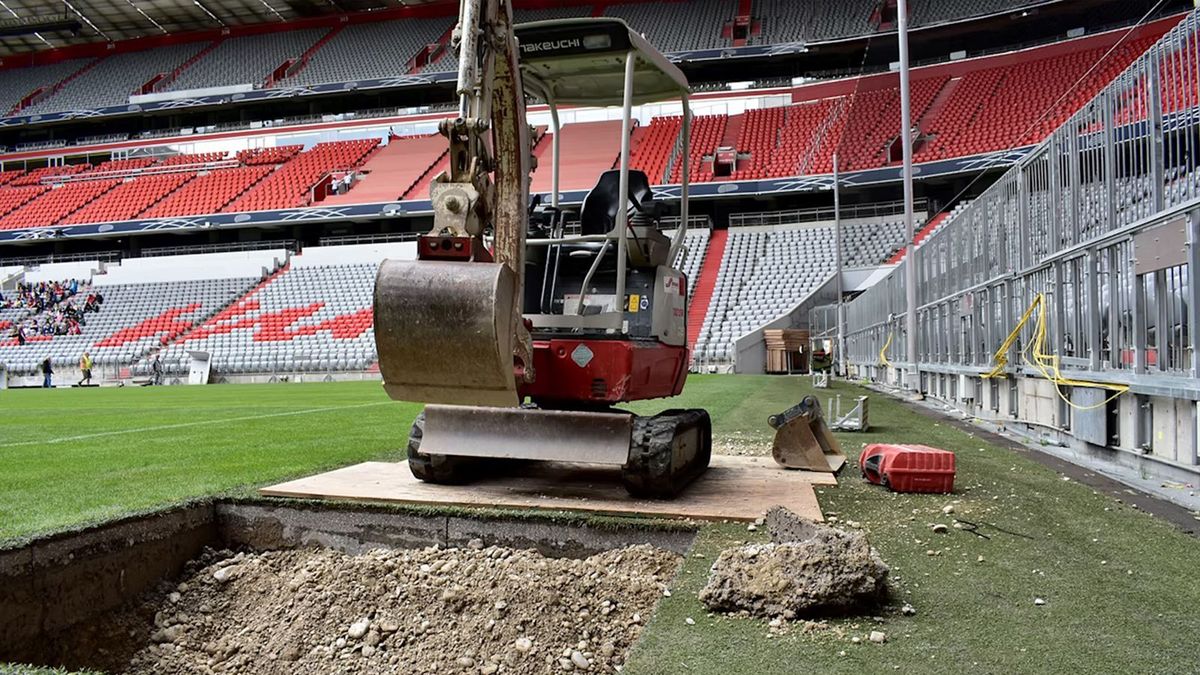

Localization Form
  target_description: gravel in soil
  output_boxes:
[123,543,682,674]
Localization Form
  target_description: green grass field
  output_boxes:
[3,376,1200,674]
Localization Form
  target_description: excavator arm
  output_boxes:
[374,0,533,407]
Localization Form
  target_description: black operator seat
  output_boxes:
[578,169,671,268]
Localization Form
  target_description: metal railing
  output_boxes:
[0,250,120,266]
[844,10,1200,392]
[729,198,928,228]
[318,232,422,246]
[140,240,298,257]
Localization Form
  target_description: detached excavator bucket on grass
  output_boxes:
[768,396,847,472]
[374,259,521,408]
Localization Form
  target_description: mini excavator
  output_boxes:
[373,0,711,497]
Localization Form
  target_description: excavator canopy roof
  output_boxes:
[515,18,690,106]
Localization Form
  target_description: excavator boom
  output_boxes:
[374,0,531,407]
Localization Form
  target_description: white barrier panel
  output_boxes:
[291,242,418,268]
[94,250,287,285]
[130,83,254,105]
[188,351,212,385]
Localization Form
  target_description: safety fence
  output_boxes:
[843,10,1200,463]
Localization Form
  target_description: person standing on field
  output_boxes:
[78,351,93,386]
[151,354,164,386]
[41,357,53,388]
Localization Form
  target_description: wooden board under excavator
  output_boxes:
[261,454,839,522]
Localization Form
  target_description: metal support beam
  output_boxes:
[1133,272,1147,375]
[1189,210,1200,380]
[1047,135,1061,262]
[834,154,846,377]
[898,0,918,391]
[1155,269,1169,373]
[1147,45,1166,214]
[1102,91,1118,231]
[1066,133,1081,247]
[613,51,636,315]
[1086,249,1102,372]
[1052,260,1065,356]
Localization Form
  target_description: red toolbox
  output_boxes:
[860,444,956,494]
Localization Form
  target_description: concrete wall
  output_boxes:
[906,369,1200,489]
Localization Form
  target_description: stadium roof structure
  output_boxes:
[0,0,447,56]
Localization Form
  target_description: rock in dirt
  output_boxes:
[869,630,887,644]
[900,603,916,616]
[122,544,680,674]
[212,566,237,583]
[700,507,888,619]
[347,617,370,639]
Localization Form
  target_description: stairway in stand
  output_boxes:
[687,228,728,350]
[886,211,948,264]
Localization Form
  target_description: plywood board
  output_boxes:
[261,455,837,522]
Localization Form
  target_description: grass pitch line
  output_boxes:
[0,401,392,448]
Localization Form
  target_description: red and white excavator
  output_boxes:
[373,0,710,497]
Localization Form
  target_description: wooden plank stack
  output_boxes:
[764,329,809,373]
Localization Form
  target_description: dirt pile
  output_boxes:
[698,507,888,619]
[124,543,681,674]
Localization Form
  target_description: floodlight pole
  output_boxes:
[833,153,845,378]
[898,0,919,392]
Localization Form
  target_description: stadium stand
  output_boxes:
[0,22,1174,237]
[690,215,909,362]
[694,225,837,362]
[916,36,1160,161]
[160,152,228,167]
[603,0,733,52]
[61,173,196,225]
[12,165,92,186]
[163,30,327,91]
[671,114,726,183]
[22,43,206,114]
[140,167,271,218]
[842,219,907,266]
[629,116,683,184]
[0,180,121,231]
[750,0,876,44]
[320,135,446,205]
[513,6,590,23]
[237,145,303,166]
[531,120,625,192]
[224,139,380,211]
[0,1,1155,117]
[93,158,157,173]
[0,60,91,115]
[156,243,413,375]
[0,186,50,219]
[0,170,24,187]
[0,252,282,377]
[668,226,711,298]
[286,19,452,85]
[909,0,1056,27]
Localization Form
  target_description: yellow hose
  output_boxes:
[982,292,1128,410]
[879,331,894,368]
